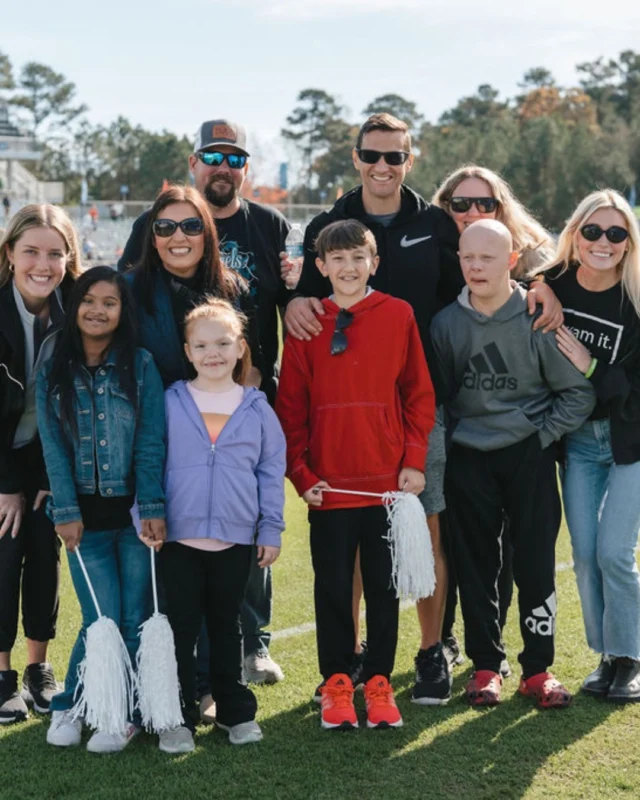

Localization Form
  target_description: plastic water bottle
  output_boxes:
[284,224,304,288]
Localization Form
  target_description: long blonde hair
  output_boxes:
[432,165,554,278]
[0,204,82,288]
[536,189,640,316]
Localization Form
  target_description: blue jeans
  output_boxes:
[50,526,152,713]
[563,419,640,659]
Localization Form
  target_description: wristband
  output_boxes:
[585,358,598,379]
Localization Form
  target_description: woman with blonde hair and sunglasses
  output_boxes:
[0,204,80,722]
[535,189,640,702]
[432,165,559,673]
[433,164,555,278]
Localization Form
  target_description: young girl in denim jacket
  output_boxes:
[160,298,285,750]
[36,267,166,754]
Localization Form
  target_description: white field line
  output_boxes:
[272,557,585,642]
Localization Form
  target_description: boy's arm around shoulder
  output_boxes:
[275,336,322,496]
[35,365,81,524]
[255,399,286,548]
[399,309,436,470]
[535,328,596,447]
[133,351,166,519]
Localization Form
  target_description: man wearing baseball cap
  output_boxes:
[118,118,290,701]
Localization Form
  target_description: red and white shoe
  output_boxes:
[320,673,358,731]
[364,675,403,729]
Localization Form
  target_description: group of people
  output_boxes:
[0,112,639,754]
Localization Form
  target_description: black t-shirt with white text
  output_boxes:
[548,266,632,419]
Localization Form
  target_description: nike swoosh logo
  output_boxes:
[400,235,432,248]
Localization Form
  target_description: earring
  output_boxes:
[8,263,14,273]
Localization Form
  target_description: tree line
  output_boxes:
[1,48,639,227]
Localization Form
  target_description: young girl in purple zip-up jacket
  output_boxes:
[159,298,286,752]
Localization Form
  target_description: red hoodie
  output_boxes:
[276,291,435,510]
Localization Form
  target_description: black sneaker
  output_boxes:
[607,658,640,703]
[0,670,29,724]
[411,642,452,706]
[442,636,464,669]
[313,643,368,704]
[582,656,617,697]
[22,662,59,713]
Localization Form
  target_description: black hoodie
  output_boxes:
[294,185,463,401]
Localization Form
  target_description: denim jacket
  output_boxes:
[36,348,166,525]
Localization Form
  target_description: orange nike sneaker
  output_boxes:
[364,675,403,729]
[320,673,358,730]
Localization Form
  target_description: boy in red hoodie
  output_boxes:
[276,219,435,730]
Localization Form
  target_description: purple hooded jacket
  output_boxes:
[164,382,286,547]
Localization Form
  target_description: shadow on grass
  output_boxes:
[0,667,620,800]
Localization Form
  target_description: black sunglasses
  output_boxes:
[331,308,354,356]
[449,196,499,214]
[152,217,204,238]
[580,223,629,244]
[197,151,247,169]
[356,149,410,166]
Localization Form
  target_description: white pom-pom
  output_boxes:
[382,492,436,602]
[71,616,135,736]
[137,612,183,733]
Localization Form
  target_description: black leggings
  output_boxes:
[0,442,60,652]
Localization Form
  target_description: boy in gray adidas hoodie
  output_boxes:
[430,220,594,709]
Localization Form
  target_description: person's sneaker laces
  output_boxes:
[86,722,140,753]
[47,709,82,747]
[215,719,263,745]
[411,643,452,706]
[364,676,403,729]
[243,651,284,685]
[320,673,358,730]
[159,725,195,753]
[313,642,368,704]
[0,669,29,724]
[22,662,60,713]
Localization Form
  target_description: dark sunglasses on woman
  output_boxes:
[449,197,499,214]
[355,149,411,166]
[331,308,354,356]
[152,217,205,238]
[580,224,629,244]
[197,151,248,169]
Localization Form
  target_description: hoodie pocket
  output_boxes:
[309,403,403,481]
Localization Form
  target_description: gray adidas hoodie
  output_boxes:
[430,284,595,451]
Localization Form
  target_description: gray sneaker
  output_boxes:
[47,709,82,747]
[216,719,263,745]
[243,652,284,685]
[159,725,195,754]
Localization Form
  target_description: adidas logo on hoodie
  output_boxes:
[463,342,518,391]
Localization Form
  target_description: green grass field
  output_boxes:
[2,483,640,800]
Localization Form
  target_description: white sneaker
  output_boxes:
[47,710,82,747]
[215,719,263,745]
[86,722,140,753]
[199,694,216,725]
[159,725,195,754]
[243,652,284,685]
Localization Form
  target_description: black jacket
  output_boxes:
[294,185,463,402]
[0,277,71,493]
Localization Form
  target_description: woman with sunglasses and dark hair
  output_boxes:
[432,165,555,279]
[126,184,261,389]
[533,190,640,702]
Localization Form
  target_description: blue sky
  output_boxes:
[3,0,640,183]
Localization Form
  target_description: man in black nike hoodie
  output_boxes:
[430,219,594,709]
